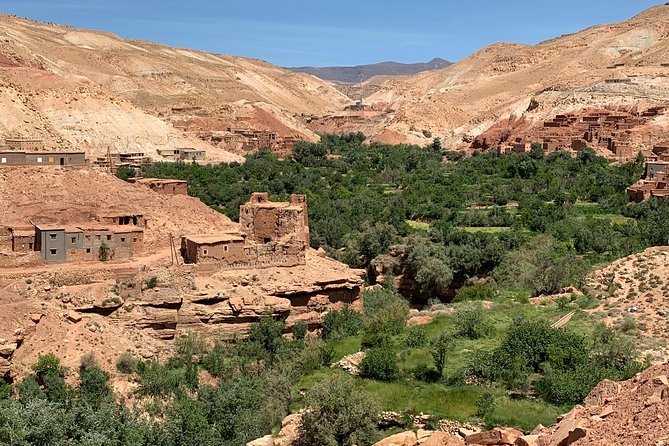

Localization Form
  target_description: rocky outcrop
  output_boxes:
[373,431,418,446]
[465,427,523,445]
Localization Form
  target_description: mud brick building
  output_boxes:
[181,193,309,268]
[0,151,86,166]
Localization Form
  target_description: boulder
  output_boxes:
[423,432,465,446]
[417,429,434,443]
[514,435,549,446]
[0,357,10,376]
[246,435,274,446]
[67,310,83,323]
[0,341,17,357]
[548,410,587,446]
[374,431,418,446]
[466,427,523,445]
[30,313,43,323]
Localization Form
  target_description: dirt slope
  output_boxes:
[0,14,350,160]
[363,4,669,147]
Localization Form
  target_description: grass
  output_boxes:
[457,226,511,234]
[406,220,431,231]
[293,299,590,431]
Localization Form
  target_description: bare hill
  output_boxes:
[289,58,451,83]
[358,4,669,148]
[0,14,351,160]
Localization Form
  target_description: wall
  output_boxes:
[38,229,66,263]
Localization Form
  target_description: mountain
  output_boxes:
[0,14,350,161]
[350,4,669,150]
[289,58,452,83]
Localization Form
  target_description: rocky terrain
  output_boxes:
[0,14,350,160]
[586,246,669,361]
[5,6,669,155]
[0,166,364,380]
[356,4,669,148]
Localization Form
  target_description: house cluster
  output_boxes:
[626,145,669,202]
[217,128,297,157]
[181,193,309,269]
[0,213,145,267]
[156,148,206,161]
[494,107,666,160]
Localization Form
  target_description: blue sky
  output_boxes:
[0,0,662,66]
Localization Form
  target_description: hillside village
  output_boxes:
[2,4,669,446]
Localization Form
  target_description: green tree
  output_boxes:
[430,333,455,377]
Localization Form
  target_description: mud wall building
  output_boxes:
[0,151,86,166]
[181,193,309,268]
[128,178,188,195]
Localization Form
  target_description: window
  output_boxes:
[37,157,42,163]
[96,235,101,240]
[1,158,6,164]
[29,243,33,250]
[49,249,57,255]
[203,249,208,256]
[49,233,57,240]
[224,245,228,252]
[86,248,91,254]
[120,237,126,243]
[85,235,91,242]
[133,238,137,243]
[106,235,112,241]
[71,237,76,244]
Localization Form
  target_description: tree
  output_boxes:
[296,375,380,446]
[430,333,455,377]
[453,305,494,340]
[359,345,399,382]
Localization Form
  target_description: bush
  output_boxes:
[362,288,410,336]
[402,324,428,348]
[411,362,441,383]
[454,284,495,302]
[296,375,380,446]
[145,277,158,289]
[292,321,308,341]
[116,351,138,374]
[360,345,400,382]
[453,306,494,340]
[430,333,455,378]
[322,305,363,340]
[475,391,496,418]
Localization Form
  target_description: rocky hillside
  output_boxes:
[361,4,669,147]
[0,14,351,160]
[289,58,451,83]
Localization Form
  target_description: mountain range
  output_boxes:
[289,58,452,83]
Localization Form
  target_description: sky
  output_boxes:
[0,0,663,67]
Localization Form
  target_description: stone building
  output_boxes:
[181,193,309,268]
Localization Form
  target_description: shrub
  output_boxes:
[454,283,495,302]
[475,391,496,418]
[402,324,428,348]
[322,305,363,340]
[116,351,138,374]
[98,241,112,262]
[411,362,441,383]
[292,321,308,341]
[362,288,410,336]
[430,333,455,378]
[360,345,400,382]
[145,276,158,289]
[453,306,493,340]
[296,375,380,446]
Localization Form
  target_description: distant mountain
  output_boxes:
[289,58,452,83]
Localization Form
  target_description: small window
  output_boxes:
[96,235,101,240]
[86,248,91,254]
[71,237,76,243]
[224,245,229,252]
[49,233,57,240]
[37,157,43,163]
[203,249,209,255]
[49,249,57,255]
[120,237,126,243]
[28,243,33,250]
[85,235,91,242]
[1,158,6,164]
[106,235,112,241]
[133,238,137,243]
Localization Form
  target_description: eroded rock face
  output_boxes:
[373,431,418,446]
